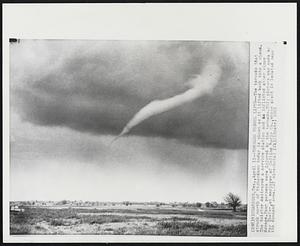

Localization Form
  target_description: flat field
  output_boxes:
[10,205,247,236]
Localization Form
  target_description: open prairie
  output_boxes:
[10,204,247,236]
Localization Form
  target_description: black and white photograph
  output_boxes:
[9,39,249,236]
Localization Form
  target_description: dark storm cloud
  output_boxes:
[11,40,249,149]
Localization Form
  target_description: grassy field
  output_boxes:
[10,205,247,236]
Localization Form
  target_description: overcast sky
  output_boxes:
[10,40,249,203]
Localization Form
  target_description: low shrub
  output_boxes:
[157,219,246,236]
[10,224,31,234]
[50,219,67,226]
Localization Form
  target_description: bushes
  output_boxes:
[157,219,246,236]
[50,219,67,226]
[219,224,247,236]
[78,214,128,225]
[10,224,31,234]
[158,220,218,231]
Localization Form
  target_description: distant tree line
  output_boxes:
[11,192,245,212]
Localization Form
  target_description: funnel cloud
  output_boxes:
[114,61,223,142]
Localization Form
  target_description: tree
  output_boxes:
[224,193,242,212]
[195,202,202,208]
[61,200,68,205]
[205,202,211,208]
[211,201,218,208]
